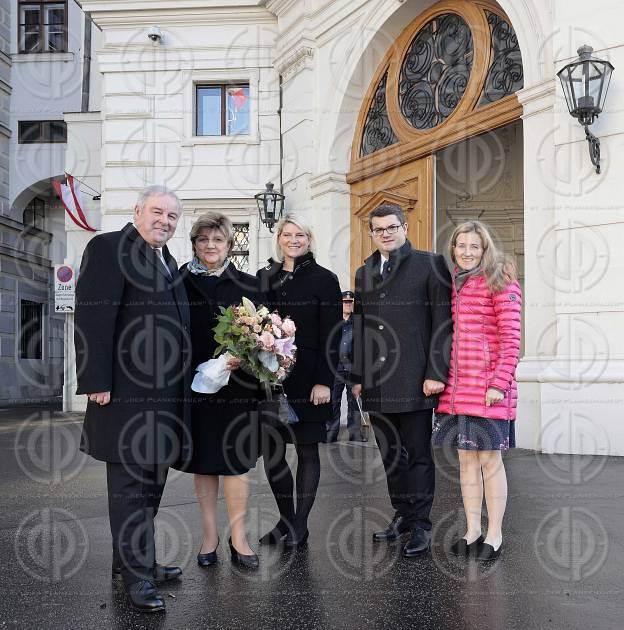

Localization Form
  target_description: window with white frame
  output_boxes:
[19,1,67,53]
[196,84,250,136]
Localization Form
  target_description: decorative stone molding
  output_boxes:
[265,0,299,17]
[276,45,314,82]
[309,171,349,199]
[516,79,556,118]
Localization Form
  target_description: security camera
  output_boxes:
[147,25,162,43]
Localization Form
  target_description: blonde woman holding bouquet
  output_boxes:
[256,214,342,548]
[434,221,522,561]
[179,212,262,570]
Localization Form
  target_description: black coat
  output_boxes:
[74,223,192,465]
[180,263,261,475]
[256,252,342,439]
[352,240,452,413]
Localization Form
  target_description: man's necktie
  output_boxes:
[155,248,172,279]
[381,260,392,282]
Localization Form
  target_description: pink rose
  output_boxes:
[270,312,283,326]
[272,325,282,338]
[281,318,296,337]
[259,330,275,350]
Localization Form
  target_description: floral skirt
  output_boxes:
[432,413,516,452]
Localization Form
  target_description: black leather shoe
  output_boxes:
[229,538,259,570]
[259,521,290,545]
[153,564,182,582]
[403,528,431,557]
[284,529,309,549]
[197,538,219,567]
[112,562,182,584]
[372,515,409,542]
[475,542,502,562]
[125,580,165,613]
[449,535,485,557]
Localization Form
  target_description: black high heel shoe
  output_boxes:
[229,538,259,570]
[284,529,309,549]
[449,535,484,557]
[475,541,503,562]
[259,521,289,545]
[197,537,219,567]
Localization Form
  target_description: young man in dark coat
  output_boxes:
[352,202,452,558]
[74,185,191,612]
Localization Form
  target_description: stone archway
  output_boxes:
[347,0,526,272]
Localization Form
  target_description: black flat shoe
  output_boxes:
[259,521,289,545]
[373,515,409,542]
[197,537,220,567]
[449,535,485,557]
[229,538,259,570]
[112,562,182,584]
[284,529,309,549]
[125,580,166,613]
[475,542,503,561]
[403,528,431,557]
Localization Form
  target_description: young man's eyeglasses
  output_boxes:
[370,224,404,237]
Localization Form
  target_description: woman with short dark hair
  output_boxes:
[180,211,261,570]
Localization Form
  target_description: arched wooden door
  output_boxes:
[348,0,524,276]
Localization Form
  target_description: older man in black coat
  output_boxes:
[352,202,451,558]
[74,185,191,612]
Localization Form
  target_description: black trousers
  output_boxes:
[106,462,169,585]
[369,409,435,531]
[328,368,359,438]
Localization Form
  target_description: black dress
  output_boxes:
[256,252,342,444]
[181,263,261,475]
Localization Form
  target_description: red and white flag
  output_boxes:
[53,173,97,232]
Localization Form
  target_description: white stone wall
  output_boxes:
[515,0,624,455]
[89,4,279,265]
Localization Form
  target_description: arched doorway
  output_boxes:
[347,0,524,274]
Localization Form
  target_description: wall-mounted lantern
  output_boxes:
[254,182,285,233]
[557,45,614,174]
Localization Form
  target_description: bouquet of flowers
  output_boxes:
[191,297,297,394]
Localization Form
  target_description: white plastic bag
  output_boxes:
[191,352,233,394]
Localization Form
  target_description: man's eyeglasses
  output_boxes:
[370,224,403,237]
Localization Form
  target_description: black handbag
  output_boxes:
[258,383,299,427]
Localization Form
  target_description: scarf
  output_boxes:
[187,256,230,277]
[454,265,482,291]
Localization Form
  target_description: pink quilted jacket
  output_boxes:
[436,272,522,421]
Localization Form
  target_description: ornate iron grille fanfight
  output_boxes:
[398,13,474,130]
[479,10,524,105]
[359,9,523,156]
[230,223,250,272]
[361,72,398,156]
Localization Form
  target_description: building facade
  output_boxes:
[0,0,101,406]
[6,0,618,457]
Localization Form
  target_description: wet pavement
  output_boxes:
[0,407,623,629]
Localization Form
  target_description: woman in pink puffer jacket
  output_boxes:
[433,220,522,562]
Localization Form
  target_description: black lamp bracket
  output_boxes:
[584,125,601,174]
